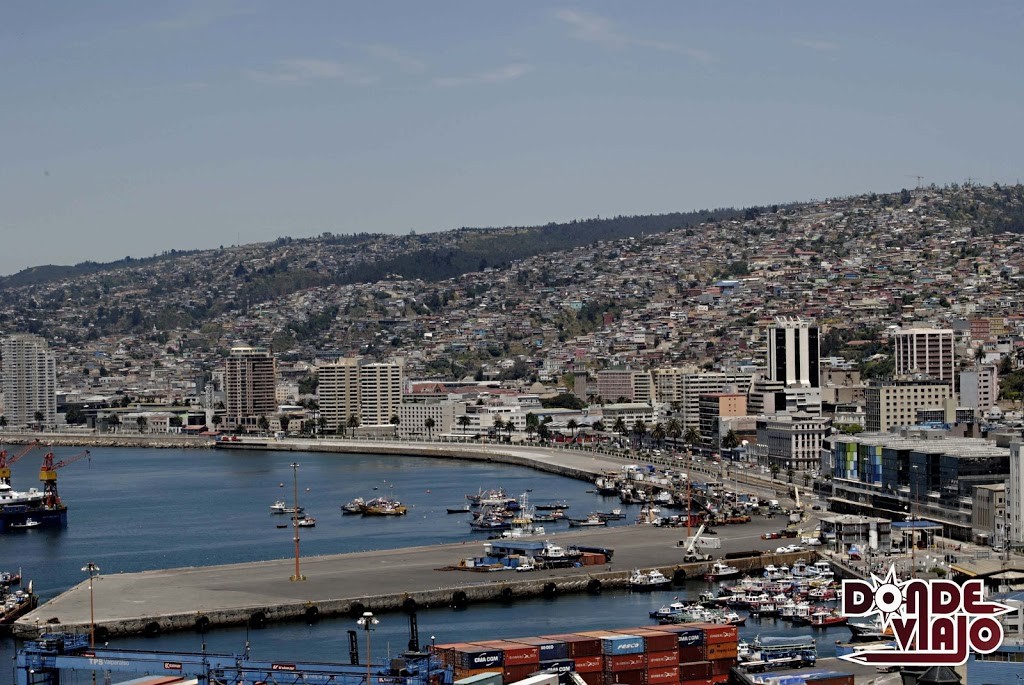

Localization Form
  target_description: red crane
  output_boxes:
[0,439,42,486]
[38,449,91,508]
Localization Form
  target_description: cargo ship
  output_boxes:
[0,481,67,532]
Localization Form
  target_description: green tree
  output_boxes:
[722,430,740,452]
[136,415,148,433]
[424,417,436,439]
[525,413,539,440]
[169,415,183,428]
[769,464,780,481]
[537,423,551,442]
[666,418,682,445]
[632,420,648,448]
[347,414,360,436]
[591,420,605,433]
[613,417,628,441]
[651,422,666,447]
[683,426,701,453]
[566,419,578,441]
[0,415,7,429]
[107,413,121,432]
[457,415,471,434]
[211,415,222,430]
[786,468,795,484]
[278,415,290,433]
[33,410,44,428]
[257,415,270,433]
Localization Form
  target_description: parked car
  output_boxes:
[761,531,780,540]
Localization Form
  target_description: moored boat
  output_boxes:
[705,561,742,582]
[270,499,304,515]
[629,568,672,591]
[567,513,607,527]
[362,496,407,516]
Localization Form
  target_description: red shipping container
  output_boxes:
[609,629,678,653]
[677,646,706,663]
[697,625,737,644]
[604,654,647,672]
[678,681,713,685]
[473,641,540,665]
[647,666,681,684]
[705,644,738,660]
[579,672,603,685]
[504,664,536,682]
[574,656,604,673]
[647,650,679,667]
[679,661,712,680]
[603,669,646,685]
[710,659,736,676]
[709,675,728,685]
[541,634,603,658]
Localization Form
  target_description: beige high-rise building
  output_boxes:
[1,334,56,428]
[318,358,403,431]
[224,346,277,432]
[864,380,954,432]
[894,327,955,383]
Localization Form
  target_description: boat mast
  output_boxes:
[290,462,305,581]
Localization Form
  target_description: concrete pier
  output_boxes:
[14,518,818,639]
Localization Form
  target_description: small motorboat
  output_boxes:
[8,519,41,530]
[296,516,316,527]
[567,513,607,527]
[270,500,304,515]
[629,568,673,591]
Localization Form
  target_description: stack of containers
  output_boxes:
[433,643,505,682]
[750,672,853,685]
[472,640,541,683]
[607,628,680,685]
[510,637,574,683]
[539,633,603,685]
[580,631,648,685]
[647,622,739,685]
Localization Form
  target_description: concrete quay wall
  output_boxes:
[18,550,818,640]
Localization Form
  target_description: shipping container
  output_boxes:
[538,659,575,676]
[608,628,678,654]
[647,665,681,684]
[511,637,569,662]
[679,661,712,680]
[578,672,603,685]
[692,625,737,644]
[677,646,706,663]
[581,552,607,565]
[710,658,735,676]
[573,655,604,673]
[678,680,713,685]
[454,672,504,685]
[540,634,603,658]
[603,654,648,672]
[450,646,505,670]
[504,664,537,683]
[646,650,680,667]
[601,635,646,656]
[709,675,728,685]
[473,641,541,666]
[509,674,558,685]
[647,625,705,648]
[455,668,505,681]
[602,669,646,685]
[704,643,738,660]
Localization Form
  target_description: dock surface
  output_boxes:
[15,515,812,638]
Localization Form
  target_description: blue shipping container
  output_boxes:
[601,635,645,655]
[536,642,569,661]
[675,629,704,647]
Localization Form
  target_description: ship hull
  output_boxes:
[0,506,67,532]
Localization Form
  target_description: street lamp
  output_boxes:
[357,611,379,685]
[81,562,100,648]
[290,462,305,581]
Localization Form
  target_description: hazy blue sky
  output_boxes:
[2,2,1022,276]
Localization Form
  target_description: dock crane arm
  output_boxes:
[38,449,91,507]
[0,440,42,484]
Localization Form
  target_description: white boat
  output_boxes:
[568,513,607,527]
[8,518,41,529]
[629,568,672,591]
[295,516,316,527]
[270,500,304,515]
[705,562,742,581]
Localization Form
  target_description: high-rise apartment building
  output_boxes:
[863,380,954,432]
[318,357,403,430]
[893,327,955,383]
[762,317,821,415]
[224,346,277,431]
[596,367,653,404]
[1,334,56,428]
[654,368,754,428]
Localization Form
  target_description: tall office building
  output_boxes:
[1009,441,1024,550]
[224,346,277,431]
[763,317,821,415]
[318,357,403,430]
[596,367,653,404]
[894,327,955,383]
[1,334,57,428]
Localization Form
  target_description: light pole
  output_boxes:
[81,562,100,649]
[910,464,919,578]
[290,462,305,581]
[357,610,379,685]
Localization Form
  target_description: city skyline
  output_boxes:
[3,1,1023,276]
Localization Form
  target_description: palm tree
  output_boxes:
[492,417,505,435]
[683,426,701,456]
[722,430,740,455]
[211,415,222,431]
[613,417,628,442]
[257,415,270,433]
[666,418,682,446]
[786,468,795,484]
[318,415,327,435]
[769,464,780,481]
[537,423,551,442]
[347,414,360,437]
[0,415,7,429]
[424,417,436,440]
[651,422,666,447]
[34,410,44,430]
[566,419,578,442]
[136,416,148,433]
[525,413,539,440]
[632,420,647,448]
[390,415,401,436]
[279,416,290,433]
[457,415,471,434]
[107,413,121,433]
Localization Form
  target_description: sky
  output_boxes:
[2,2,1022,276]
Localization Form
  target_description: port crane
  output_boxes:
[0,440,42,486]
[38,448,90,508]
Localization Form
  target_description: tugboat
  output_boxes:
[705,561,742,581]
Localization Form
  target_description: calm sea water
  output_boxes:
[0,447,837,682]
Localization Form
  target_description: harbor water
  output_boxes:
[0,446,841,680]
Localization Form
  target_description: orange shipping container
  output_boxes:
[705,643,738,660]
[647,650,679,667]
[648,666,681,684]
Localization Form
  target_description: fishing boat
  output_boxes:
[8,518,41,529]
[295,516,316,528]
[596,508,625,520]
[649,599,690,619]
[535,501,569,511]
[809,608,848,627]
[533,510,565,522]
[341,498,365,515]
[446,504,471,514]
[362,497,407,516]
[270,500,304,515]
[1,579,38,632]
[567,513,607,527]
[628,568,672,591]
[705,562,742,582]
